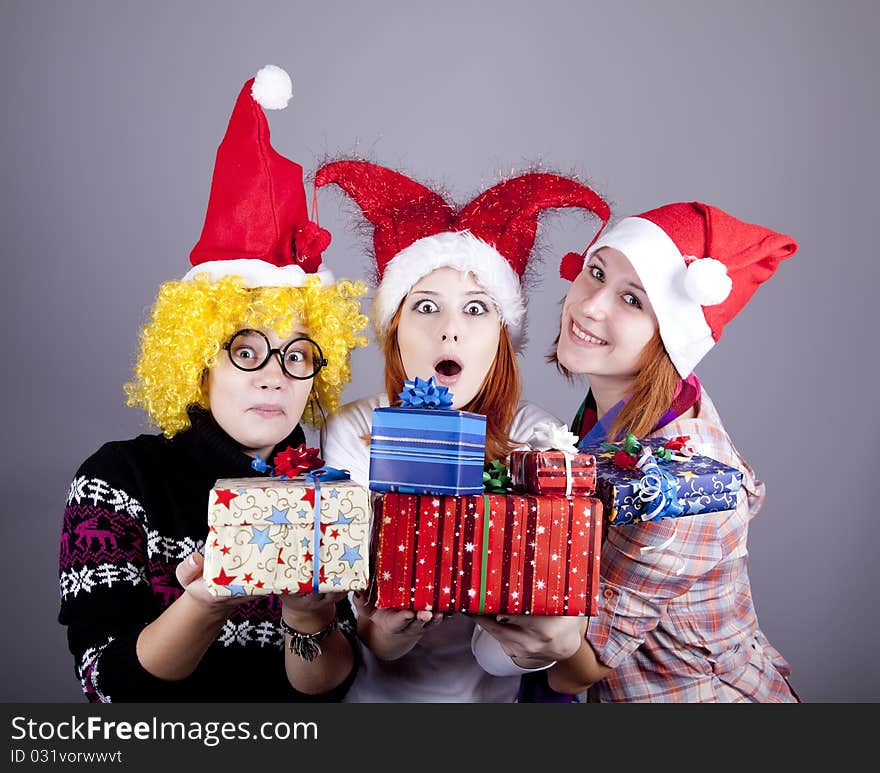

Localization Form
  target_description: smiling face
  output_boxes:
[207,326,314,459]
[556,247,659,396]
[396,267,502,409]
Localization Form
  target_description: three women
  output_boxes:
[62,68,799,701]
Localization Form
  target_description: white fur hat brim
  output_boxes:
[181,259,336,287]
[588,217,714,376]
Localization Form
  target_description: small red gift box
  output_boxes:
[508,450,597,496]
[370,492,602,616]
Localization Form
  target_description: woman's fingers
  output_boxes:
[175,551,204,588]
[473,615,519,638]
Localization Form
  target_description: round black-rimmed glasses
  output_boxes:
[223,329,328,380]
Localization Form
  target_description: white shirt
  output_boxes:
[323,394,561,702]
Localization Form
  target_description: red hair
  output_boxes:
[548,326,679,440]
[383,305,520,462]
[608,332,680,440]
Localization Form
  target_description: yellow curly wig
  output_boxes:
[124,274,368,437]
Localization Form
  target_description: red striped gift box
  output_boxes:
[509,450,597,496]
[370,492,602,616]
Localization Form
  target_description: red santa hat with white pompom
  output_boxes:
[559,201,798,377]
[184,65,334,286]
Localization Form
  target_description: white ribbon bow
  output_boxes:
[529,421,580,456]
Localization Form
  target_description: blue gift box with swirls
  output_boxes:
[584,439,744,526]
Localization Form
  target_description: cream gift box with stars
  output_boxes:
[203,477,370,596]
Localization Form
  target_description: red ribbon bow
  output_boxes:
[612,449,639,470]
[663,436,692,452]
[273,444,325,478]
[293,221,332,273]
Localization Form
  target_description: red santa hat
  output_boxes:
[315,160,610,351]
[559,201,798,376]
[184,65,334,286]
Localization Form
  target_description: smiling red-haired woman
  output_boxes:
[549,201,800,702]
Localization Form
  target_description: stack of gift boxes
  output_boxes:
[201,377,744,606]
[368,379,745,617]
[368,378,603,616]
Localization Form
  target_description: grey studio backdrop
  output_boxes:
[2,0,877,703]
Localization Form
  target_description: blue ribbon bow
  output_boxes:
[634,453,684,521]
[398,376,454,409]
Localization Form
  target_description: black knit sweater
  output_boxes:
[59,409,356,702]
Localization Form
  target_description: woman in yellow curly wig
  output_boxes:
[59,65,367,703]
[126,274,365,437]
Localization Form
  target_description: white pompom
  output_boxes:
[683,257,732,306]
[251,65,292,110]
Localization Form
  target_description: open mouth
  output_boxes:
[434,359,462,377]
[433,355,463,384]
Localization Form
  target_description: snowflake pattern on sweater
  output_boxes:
[58,410,355,703]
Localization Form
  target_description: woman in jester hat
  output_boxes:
[316,159,610,701]
[526,200,802,701]
[58,66,369,702]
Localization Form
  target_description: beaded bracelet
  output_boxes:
[279,615,338,662]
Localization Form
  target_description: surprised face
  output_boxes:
[207,326,314,459]
[397,267,502,409]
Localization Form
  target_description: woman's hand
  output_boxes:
[136,551,252,681]
[278,591,355,695]
[353,592,443,637]
[175,552,251,620]
[280,591,348,632]
[352,592,444,660]
[473,614,587,669]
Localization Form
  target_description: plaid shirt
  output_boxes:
[585,391,798,702]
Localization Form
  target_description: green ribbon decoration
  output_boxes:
[483,459,511,493]
[623,432,642,455]
[601,433,679,465]
[600,432,645,468]
[479,494,491,615]
[653,446,674,462]
[600,432,643,456]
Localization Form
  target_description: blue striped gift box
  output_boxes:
[368,407,487,495]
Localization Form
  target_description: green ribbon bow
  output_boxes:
[600,431,643,456]
[622,432,642,455]
[653,446,674,462]
[483,459,511,493]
